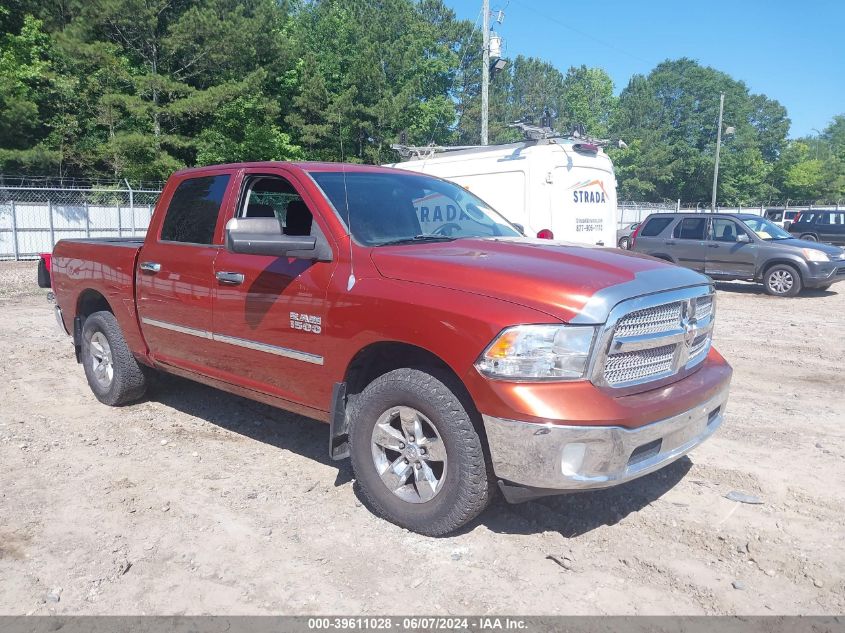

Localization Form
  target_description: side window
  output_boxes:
[820,212,845,225]
[711,218,743,242]
[640,216,674,237]
[160,175,230,244]
[240,176,313,236]
[673,217,707,240]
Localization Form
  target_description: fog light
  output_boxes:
[560,443,586,477]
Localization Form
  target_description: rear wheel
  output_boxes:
[800,233,818,242]
[82,311,148,405]
[349,368,493,536]
[763,264,802,297]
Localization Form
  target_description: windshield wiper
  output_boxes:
[376,234,457,247]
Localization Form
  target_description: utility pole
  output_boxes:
[481,0,490,146]
[710,92,725,213]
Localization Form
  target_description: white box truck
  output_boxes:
[387,137,618,248]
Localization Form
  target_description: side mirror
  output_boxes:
[736,233,750,243]
[225,217,329,260]
[512,222,525,235]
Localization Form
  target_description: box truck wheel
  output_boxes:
[349,368,493,535]
[81,311,149,406]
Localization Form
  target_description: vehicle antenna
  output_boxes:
[339,125,355,291]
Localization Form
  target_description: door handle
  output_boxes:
[664,240,676,245]
[708,243,720,248]
[216,271,245,285]
[139,261,161,273]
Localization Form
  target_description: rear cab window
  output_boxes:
[640,216,674,237]
[160,175,231,244]
[673,217,707,240]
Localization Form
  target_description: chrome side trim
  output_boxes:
[54,305,69,335]
[212,333,323,365]
[141,317,212,339]
[482,383,729,490]
[140,317,323,365]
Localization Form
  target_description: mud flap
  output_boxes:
[329,382,350,460]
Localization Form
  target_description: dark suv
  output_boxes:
[632,213,845,296]
[787,210,845,245]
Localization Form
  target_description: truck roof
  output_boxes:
[170,161,401,177]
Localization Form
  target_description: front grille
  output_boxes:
[614,302,683,337]
[689,333,709,360]
[597,290,715,390]
[604,344,676,385]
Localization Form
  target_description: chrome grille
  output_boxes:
[689,333,709,360]
[614,302,683,338]
[604,344,676,385]
[594,288,716,390]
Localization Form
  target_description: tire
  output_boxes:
[349,368,493,536]
[800,233,818,242]
[763,264,802,297]
[81,311,148,406]
[618,236,630,250]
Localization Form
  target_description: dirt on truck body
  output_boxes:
[45,161,730,535]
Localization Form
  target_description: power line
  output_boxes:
[509,0,655,66]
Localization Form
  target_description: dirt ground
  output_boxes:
[0,260,843,616]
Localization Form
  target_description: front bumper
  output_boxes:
[804,259,845,287]
[482,382,729,495]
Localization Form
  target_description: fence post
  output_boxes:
[11,200,19,261]
[48,199,55,250]
[124,179,135,237]
[117,203,122,237]
[84,201,91,238]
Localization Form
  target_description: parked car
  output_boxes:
[43,162,732,535]
[616,222,639,249]
[764,208,801,230]
[631,212,845,296]
[787,210,845,245]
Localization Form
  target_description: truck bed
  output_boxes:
[51,237,146,356]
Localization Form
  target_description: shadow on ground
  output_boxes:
[147,373,693,538]
[714,281,837,298]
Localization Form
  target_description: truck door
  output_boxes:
[207,170,336,406]
[704,217,757,278]
[136,171,234,370]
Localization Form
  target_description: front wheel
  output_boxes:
[763,264,802,297]
[349,368,493,536]
[82,311,149,405]
[618,236,630,250]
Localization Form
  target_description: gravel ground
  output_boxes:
[0,261,843,615]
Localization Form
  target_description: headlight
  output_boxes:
[476,324,596,380]
[802,248,829,262]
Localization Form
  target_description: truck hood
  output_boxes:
[370,237,710,323]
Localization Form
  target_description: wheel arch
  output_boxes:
[759,257,807,282]
[76,288,114,320]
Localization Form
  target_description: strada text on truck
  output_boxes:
[42,162,733,536]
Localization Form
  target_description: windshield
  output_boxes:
[741,217,792,240]
[308,170,521,246]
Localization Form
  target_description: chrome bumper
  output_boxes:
[482,385,729,491]
[54,305,69,335]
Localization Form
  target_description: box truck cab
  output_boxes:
[388,138,618,248]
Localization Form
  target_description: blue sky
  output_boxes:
[445,0,845,138]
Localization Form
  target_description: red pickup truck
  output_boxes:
[44,162,732,535]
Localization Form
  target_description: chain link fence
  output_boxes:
[0,183,162,260]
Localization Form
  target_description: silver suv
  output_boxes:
[631,213,845,296]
